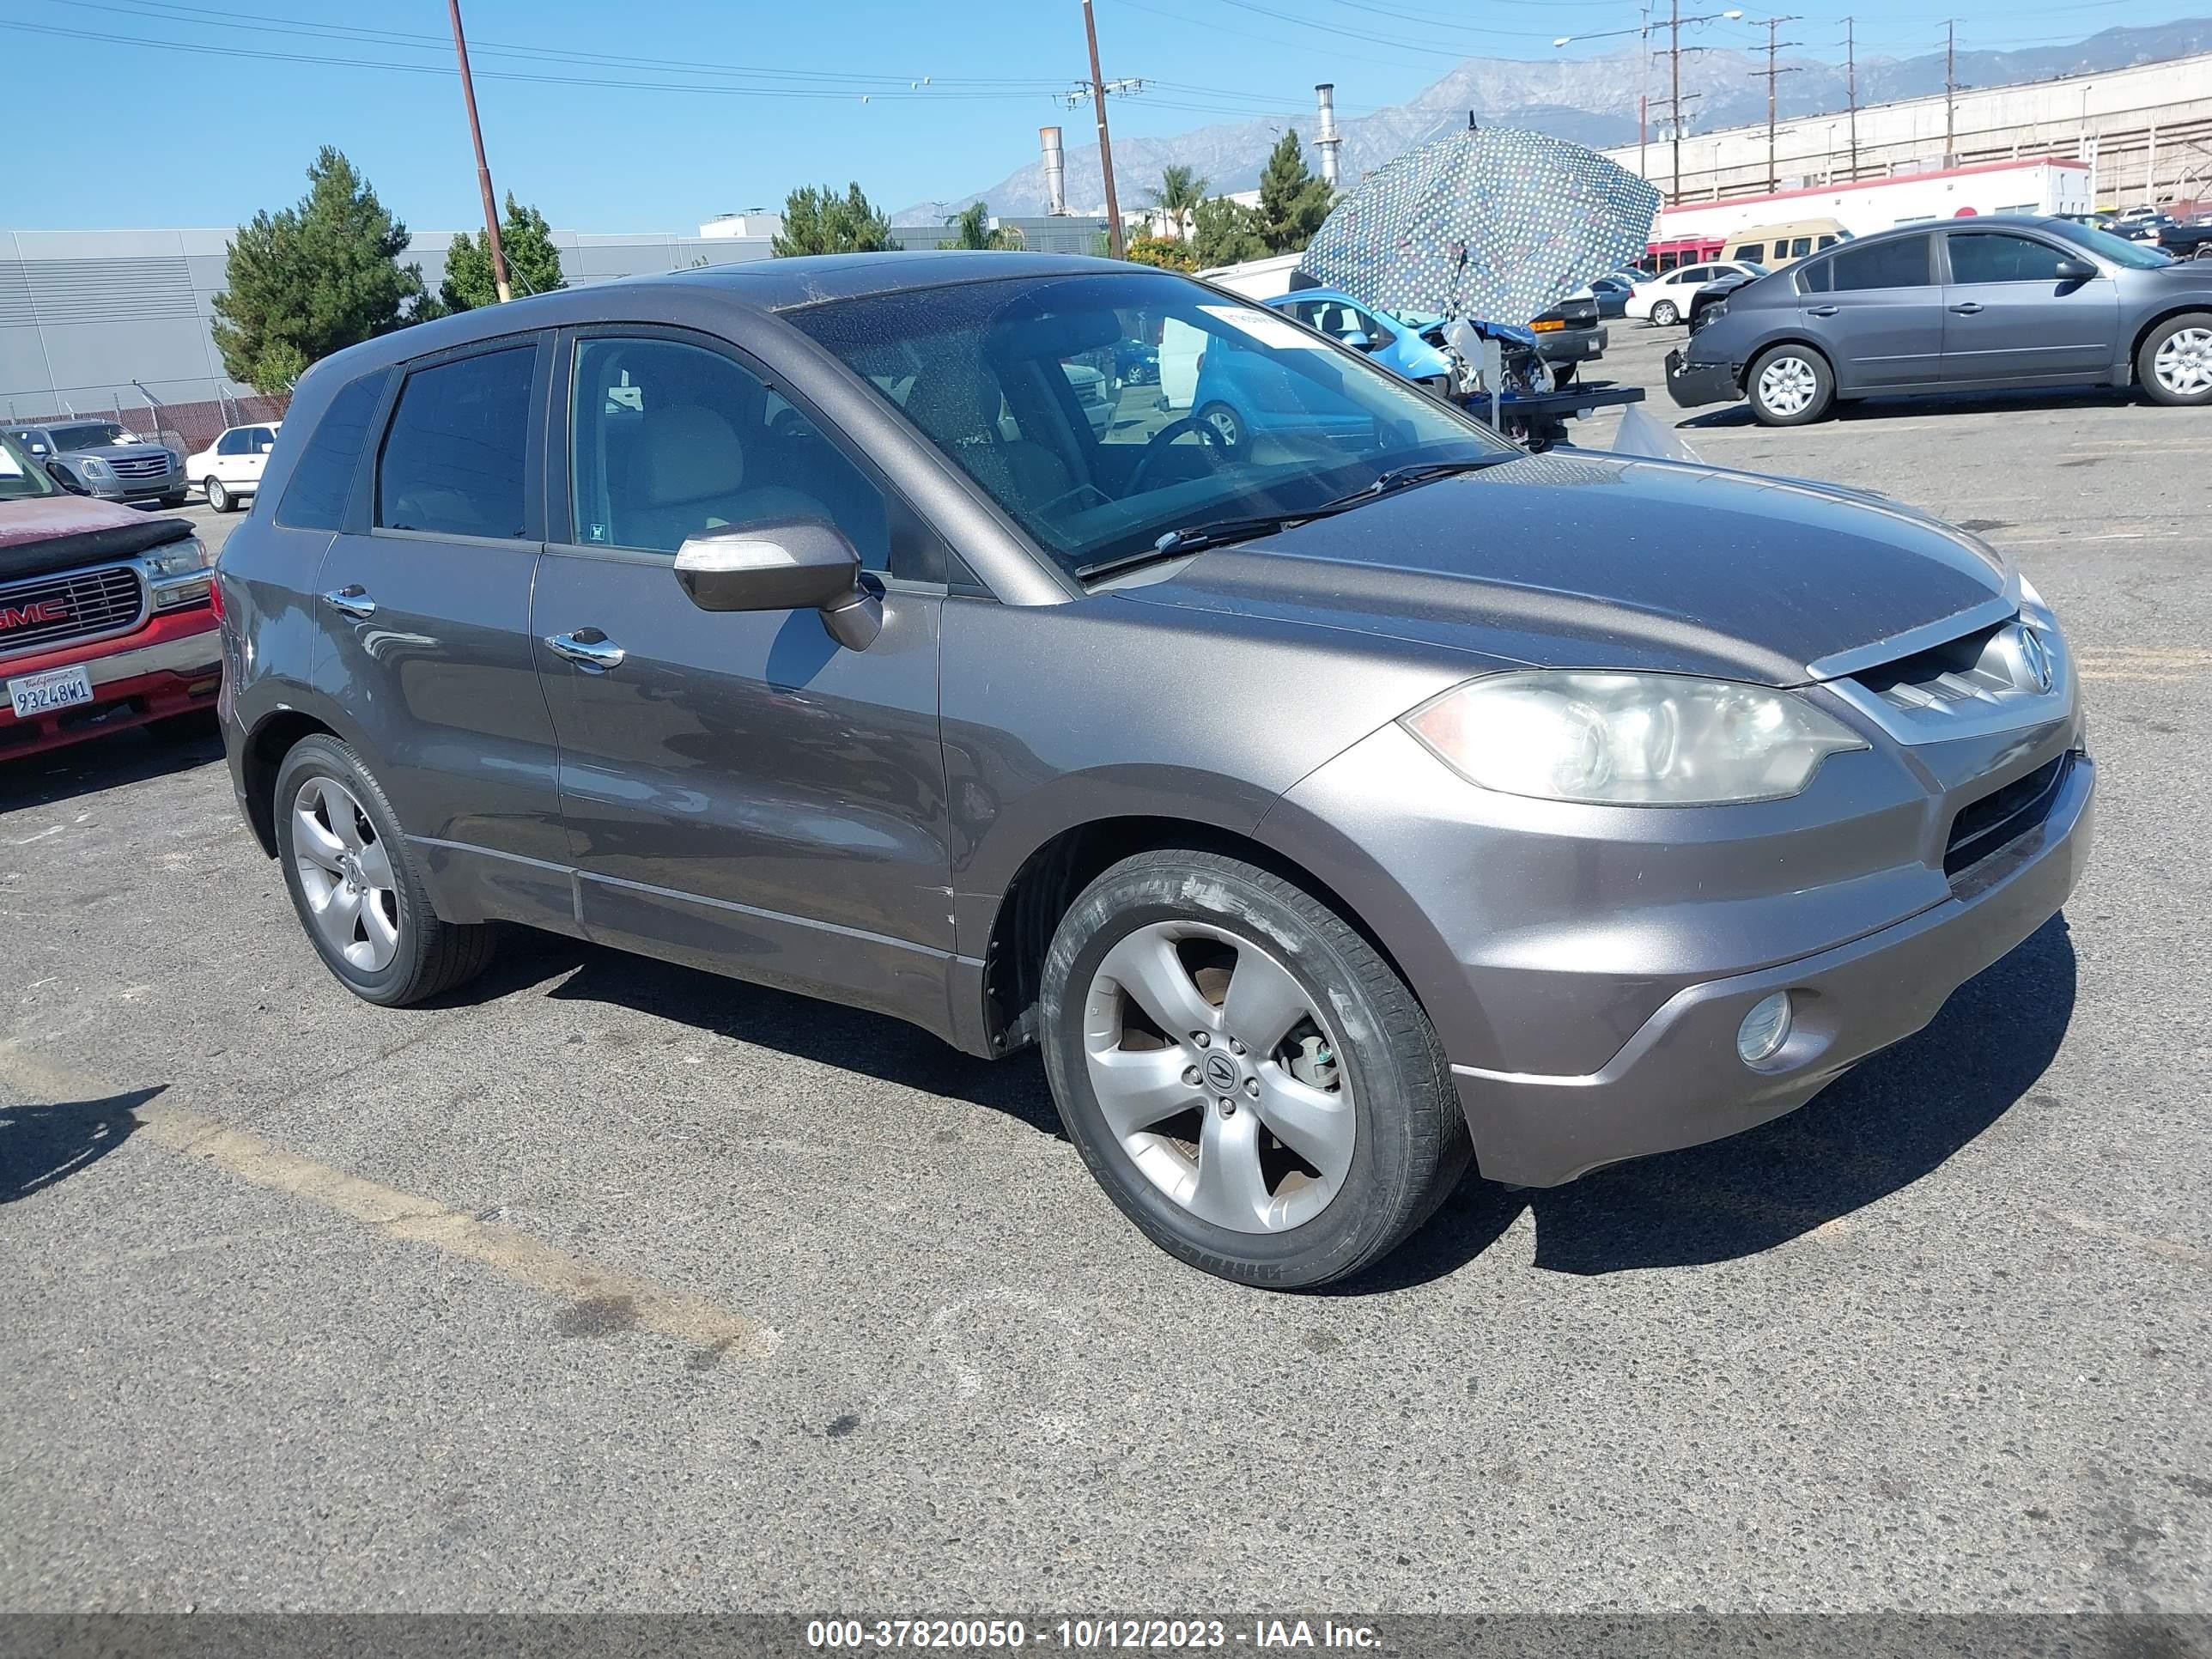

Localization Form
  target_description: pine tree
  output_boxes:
[1191,197,1271,267]
[210,147,428,394]
[773,183,896,256]
[440,193,568,310]
[1256,130,1334,254]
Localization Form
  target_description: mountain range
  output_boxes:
[891,16,2212,224]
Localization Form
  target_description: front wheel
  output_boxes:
[1194,400,1248,456]
[1649,300,1680,327]
[2139,312,2212,405]
[1040,850,1470,1289]
[1747,344,1835,425]
[273,733,495,1006]
[205,477,232,513]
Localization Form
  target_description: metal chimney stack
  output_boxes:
[1040,125,1067,216]
[1314,84,1341,187]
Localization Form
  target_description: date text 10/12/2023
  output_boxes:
[805,1619,1386,1650]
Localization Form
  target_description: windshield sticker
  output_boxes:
[1200,305,1328,351]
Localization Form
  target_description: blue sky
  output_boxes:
[2,0,2196,234]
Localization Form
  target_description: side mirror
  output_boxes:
[2053,257,2096,282]
[673,520,882,650]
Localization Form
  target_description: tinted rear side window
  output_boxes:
[276,370,387,531]
[1797,260,1833,294]
[377,347,534,538]
[1832,235,1932,291]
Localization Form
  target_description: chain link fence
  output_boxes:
[4,387,290,457]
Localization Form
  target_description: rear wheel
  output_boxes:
[1040,849,1470,1289]
[273,733,495,1006]
[2138,313,2212,405]
[1195,400,1247,455]
[1747,344,1834,425]
[205,477,232,513]
[1650,299,1680,327]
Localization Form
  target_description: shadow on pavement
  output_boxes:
[1,1085,167,1204]
[1677,386,2141,430]
[1363,914,2078,1289]
[0,721,223,812]
[526,935,1065,1138]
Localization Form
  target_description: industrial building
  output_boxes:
[1611,50,2212,212]
[0,222,779,441]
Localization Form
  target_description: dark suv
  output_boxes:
[5,421,189,508]
[216,253,2091,1288]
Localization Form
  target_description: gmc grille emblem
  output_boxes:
[0,600,70,630]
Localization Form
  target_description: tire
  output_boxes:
[1650,300,1680,327]
[2136,312,2212,406]
[144,709,218,744]
[1039,849,1471,1290]
[272,733,495,1006]
[205,477,232,513]
[1195,400,1248,455]
[1747,344,1835,425]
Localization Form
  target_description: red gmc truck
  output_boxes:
[1,428,222,761]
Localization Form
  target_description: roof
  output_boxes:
[1662,156,2090,219]
[658,248,1122,308]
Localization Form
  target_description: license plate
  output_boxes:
[8,664,94,720]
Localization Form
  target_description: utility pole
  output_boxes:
[1943,20,1959,167]
[1843,16,1859,183]
[1080,0,1125,259]
[1747,16,1802,194]
[447,0,510,302]
[1668,0,1685,203]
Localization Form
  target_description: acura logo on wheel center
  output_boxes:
[1203,1052,1241,1094]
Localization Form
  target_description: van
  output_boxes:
[1721,218,1850,269]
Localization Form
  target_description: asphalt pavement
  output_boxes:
[3,341,2209,1616]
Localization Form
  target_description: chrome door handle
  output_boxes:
[1950,301,1984,314]
[1806,304,1838,317]
[545,628,626,672]
[324,585,376,621]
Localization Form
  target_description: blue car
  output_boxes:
[1190,289,1454,453]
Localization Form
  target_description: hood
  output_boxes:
[0,491,150,550]
[1114,452,2015,686]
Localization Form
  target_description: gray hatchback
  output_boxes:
[1668,215,2212,424]
[215,253,2094,1288]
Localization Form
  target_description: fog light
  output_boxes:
[1736,992,1792,1065]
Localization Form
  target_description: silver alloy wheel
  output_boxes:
[206,477,229,513]
[1651,300,1679,326]
[1082,920,1356,1234]
[2153,326,2212,397]
[1757,355,1820,417]
[290,775,402,972]
[1201,406,1243,448]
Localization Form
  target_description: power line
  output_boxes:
[1199,0,1573,46]
[1745,15,1802,192]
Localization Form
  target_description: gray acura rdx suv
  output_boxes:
[214,253,2093,1288]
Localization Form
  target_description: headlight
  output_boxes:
[143,536,213,579]
[1401,671,1868,805]
[79,456,114,479]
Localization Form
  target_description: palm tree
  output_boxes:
[939,201,1024,251]
[1146,165,1209,242]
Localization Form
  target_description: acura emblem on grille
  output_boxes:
[2018,627,2054,695]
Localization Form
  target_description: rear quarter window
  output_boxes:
[276,370,390,531]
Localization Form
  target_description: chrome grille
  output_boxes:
[105,451,173,479]
[1829,612,2072,745]
[0,565,146,659]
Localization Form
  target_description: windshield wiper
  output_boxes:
[1075,455,1516,582]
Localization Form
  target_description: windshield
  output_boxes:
[48,422,136,452]
[0,429,62,500]
[2046,218,2172,270]
[787,270,1513,577]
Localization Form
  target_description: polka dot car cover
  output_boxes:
[1297,125,1662,326]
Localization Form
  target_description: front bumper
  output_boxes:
[1665,347,1740,408]
[0,608,222,759]
[1454,751,2094,1186]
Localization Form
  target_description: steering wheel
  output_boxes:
[1127,415,1230,495]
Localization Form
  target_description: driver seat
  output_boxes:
[902,365,1074,510]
